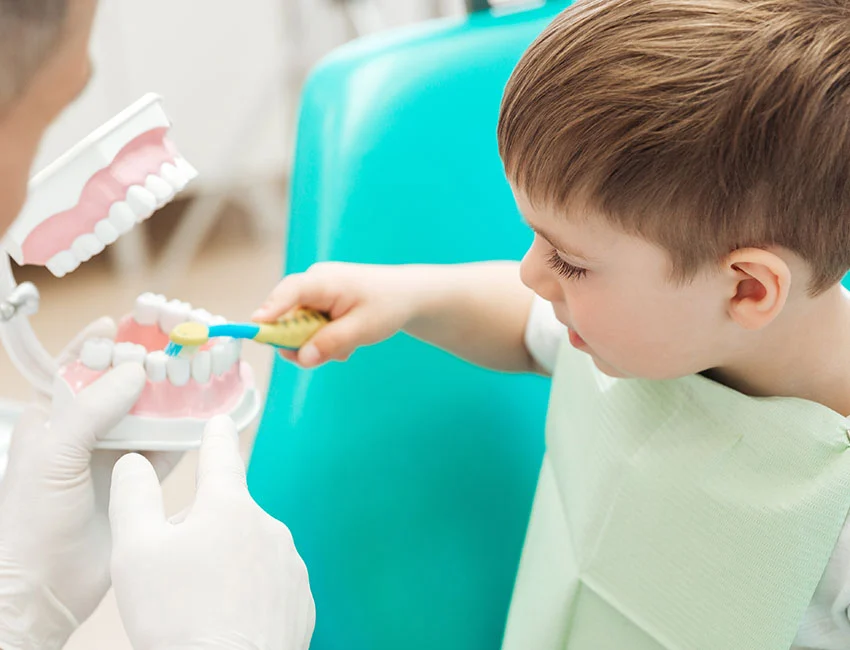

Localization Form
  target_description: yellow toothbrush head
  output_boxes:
[164,321,209,357]
[168,321,210,347]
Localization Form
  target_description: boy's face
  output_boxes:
[516,190,738,380]
[0,0,99,237]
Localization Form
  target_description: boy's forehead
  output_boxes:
[513,186,670,268]
[513,189,606,259]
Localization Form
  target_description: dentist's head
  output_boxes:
[0,0,98,234]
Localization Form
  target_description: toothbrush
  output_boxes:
[164,308,329,358]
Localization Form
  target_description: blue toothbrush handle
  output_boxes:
[207,323,262,340]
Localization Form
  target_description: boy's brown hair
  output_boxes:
[498,0,850,293]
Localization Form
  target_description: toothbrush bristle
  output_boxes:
[164,342,182,357]
[179,345,200,359]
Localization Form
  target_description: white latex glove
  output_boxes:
[109,415,316,650]
[0,318,181,650]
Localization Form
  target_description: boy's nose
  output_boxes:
[520,239,563,303]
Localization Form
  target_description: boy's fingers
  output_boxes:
[278,349,299,363]
[297,314,369,367]
[252,272,337,322]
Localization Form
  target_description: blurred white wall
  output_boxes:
[34,0,469,190]
[34,0,288,189]
[30,0,472,277]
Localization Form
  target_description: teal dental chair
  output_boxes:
[247,3,569,648]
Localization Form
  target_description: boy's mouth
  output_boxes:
[568,327,587,349]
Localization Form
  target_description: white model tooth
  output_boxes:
[159,299,192,334]
[159,162,187,191]
[94,219,119,245]
[78,233,105,258]
[45,251,79,278]
[145,174,174,207]
[69,244,92,264]
[134,292,166,326]
[45,258,63,277]
[174,156,199,182]
[80,338,114,371]
[112,342,147,366]
[209,314,227,326]
[166,356,191,386]
[221,340,239,369]
[68,250,84,273]
[144,350,168,382]
[126,185,157,221]
[108,201,136,235]
[211,344,230,376]
[71,233,105,262]
[45,252,69,277]
[191,350,212,384]
[68,254,83,274]
[189,308,214,324]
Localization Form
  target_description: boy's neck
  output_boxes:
[708,285,850,416]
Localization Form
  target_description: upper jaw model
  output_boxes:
[0,93,260,450]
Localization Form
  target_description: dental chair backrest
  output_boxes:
[247,3,569,649]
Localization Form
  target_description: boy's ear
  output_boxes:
[723,248,791,330]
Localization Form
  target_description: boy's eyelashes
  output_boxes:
[546,249,588,280]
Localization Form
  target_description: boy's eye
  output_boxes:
[546,249,587,280]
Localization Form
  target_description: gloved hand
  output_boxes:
[110,415,315,650]
[0,318,181,650]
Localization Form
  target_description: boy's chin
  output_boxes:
[590,354,701,382]
[587,353,629,379]
[582,350,632,379]
[586,351,663,380]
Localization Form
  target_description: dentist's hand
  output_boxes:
[0,319,180,650]
[109,415,315,650]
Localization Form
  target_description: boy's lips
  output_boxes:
[568,327,586,349]
[549,305,588,350]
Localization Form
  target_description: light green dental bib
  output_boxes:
[503,341,850,650]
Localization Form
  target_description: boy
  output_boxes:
[253,0,850,648]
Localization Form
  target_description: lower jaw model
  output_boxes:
[0,94,260,450]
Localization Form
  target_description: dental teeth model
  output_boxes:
[54,293,259,450]
[4,93,197,278]
[0,94,261,450]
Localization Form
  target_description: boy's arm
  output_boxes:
[254,261,552,373]
[403,262,540,373]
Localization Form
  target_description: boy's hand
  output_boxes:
[252,263,419,368]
